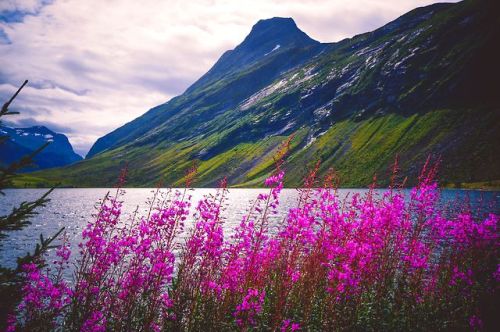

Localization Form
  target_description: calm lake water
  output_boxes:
[1,188,499,270]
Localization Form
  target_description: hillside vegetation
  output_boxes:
[20,0,500,188]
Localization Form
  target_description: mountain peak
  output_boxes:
[252,17,297,30]
[240,17,318,51]
[183,16,321,95]
[0,124,82,170]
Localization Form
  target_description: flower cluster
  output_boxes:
[9,156,499,331]
[233,288,266,327]
[8,237,72,331]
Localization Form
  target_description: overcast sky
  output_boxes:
[0,0,459,156]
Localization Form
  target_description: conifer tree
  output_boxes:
[0,80,64,327]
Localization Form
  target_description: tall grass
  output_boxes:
[9,150,498,331]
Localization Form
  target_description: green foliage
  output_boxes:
[24,108,499,189]
[0,189,52,237]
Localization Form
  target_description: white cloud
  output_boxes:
[0,0,458,156]
[0,0,46,13]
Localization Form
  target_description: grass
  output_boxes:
[10,108,500,190]
[11,174,62,188]
[443,180,500,190]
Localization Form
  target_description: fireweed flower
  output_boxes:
[9,159,499,331]
[9,235,72,331]
[233,288,266,327]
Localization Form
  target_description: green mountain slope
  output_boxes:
[21,0,500,188]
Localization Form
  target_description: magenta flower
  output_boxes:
[9,158,499,331]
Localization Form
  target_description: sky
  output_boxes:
[0,0,459,156]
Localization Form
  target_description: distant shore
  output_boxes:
[9,174,500,191]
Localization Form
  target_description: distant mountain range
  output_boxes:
[22,0,500,188]
[0,125,82,172]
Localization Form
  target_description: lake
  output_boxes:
[1,188,499,270]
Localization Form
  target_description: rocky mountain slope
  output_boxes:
[27,0,500,188]
[0,125,82,171]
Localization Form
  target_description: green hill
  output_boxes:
[20,0,500,188]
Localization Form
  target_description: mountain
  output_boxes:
[86,17,324,158]
[26,0,500,188]
[0,125,82,171]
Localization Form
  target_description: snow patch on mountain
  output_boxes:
[264,44,281,56]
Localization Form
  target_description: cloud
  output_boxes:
[0,0,459,156]
[0,0,53,23]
